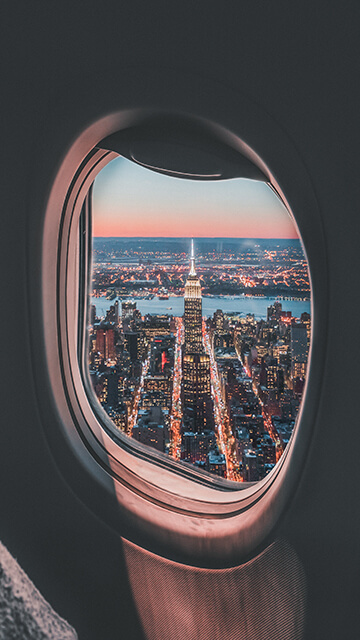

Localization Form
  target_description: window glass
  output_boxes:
[88,157,310,483]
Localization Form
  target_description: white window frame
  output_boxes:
[41,107,327,567]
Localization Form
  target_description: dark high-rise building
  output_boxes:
[114,300,120,326]
[95,327,116,362]
[291,322,308,379]
[124,331,141,362]
[106,302,120,326]
[182,241,214,433]
[267,300,283,323]
[214,309,225,332]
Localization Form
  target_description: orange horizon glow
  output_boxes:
[92,158,300,240]
[93,212,299,239]
[94,233,299,238]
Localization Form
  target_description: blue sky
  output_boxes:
[93,157,297,238]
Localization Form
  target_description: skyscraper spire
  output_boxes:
[182,239,215,433]
[184,240,201,301]
[184,239,202,351]
[189,239,196,276]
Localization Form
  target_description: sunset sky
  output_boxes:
[93,157,297,239]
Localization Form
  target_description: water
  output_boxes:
[91,295,310,320]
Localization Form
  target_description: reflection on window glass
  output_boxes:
[87,158,310,483]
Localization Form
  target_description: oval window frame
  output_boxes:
[40,82,327,568]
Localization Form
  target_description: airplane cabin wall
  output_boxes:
[0,3,359,639]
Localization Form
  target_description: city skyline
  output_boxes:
[89,239,310,482]
[92,157,298,239]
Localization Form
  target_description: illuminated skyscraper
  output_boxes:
[182,353,213,431]
[184,240,203,354]
[182,241,214,433]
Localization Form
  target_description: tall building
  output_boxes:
[182,353,213,430]
[182,241,214,433]
[300,311,311,348]
[291,322,308,380]
[184,241,203,354]
[214,309,225,332]
[95,327,116,362]
[124,331,143,362]
[106,300,120,326]
[122,301,136,330]
[266,359,279,390]
[267,301,282,322]
[114,300,120,326]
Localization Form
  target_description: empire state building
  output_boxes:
[184,241,203,353]
[182,241,214,433]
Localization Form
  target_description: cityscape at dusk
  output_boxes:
[88,161,310,482]
[88,234,310,482]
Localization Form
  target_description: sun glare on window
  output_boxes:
[87,157,311,483]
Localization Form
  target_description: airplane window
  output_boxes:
[85,156,311,485]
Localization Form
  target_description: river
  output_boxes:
[91,294,310,320]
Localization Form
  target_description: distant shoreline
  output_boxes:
[91,294,310,321]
